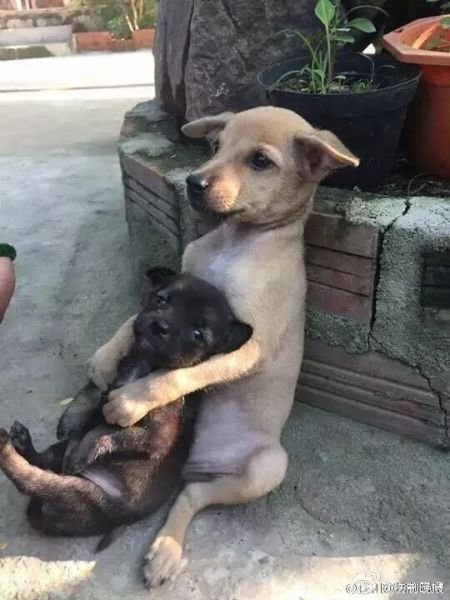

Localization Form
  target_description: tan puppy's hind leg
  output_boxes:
[143,444,288,588]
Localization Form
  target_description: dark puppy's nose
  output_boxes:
[151,319,170,337]
[186,173,209,196]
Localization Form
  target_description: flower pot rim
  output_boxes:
[383,16,450,67]
[258,53,420,99]
[74,31,112,36]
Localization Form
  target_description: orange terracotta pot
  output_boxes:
[110,38,135,53]
[132,28,155,50]
[383,17,450,179]
[73,32,112,53]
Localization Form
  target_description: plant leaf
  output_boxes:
[348,18,376,33]
[441,16,450,29]
[315,0,336,27]
[335,33,356,43]
[426,37,444,50]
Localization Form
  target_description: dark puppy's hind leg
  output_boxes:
[10,421,68,472]
[0,429,111,536]
[57,381,104,441]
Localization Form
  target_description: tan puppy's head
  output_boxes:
[182,106,359,227]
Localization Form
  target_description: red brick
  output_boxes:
[306,264,373,296]
[306,245,374,277]
[305,212,379,258]
[122,154,175,205]
[307,281,372,322]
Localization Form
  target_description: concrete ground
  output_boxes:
[0,50,155,92]
[0,55,449,600]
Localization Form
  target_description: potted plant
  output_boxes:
[72,27,112,53]
[383,3,450,179]
[104,11,135,52]
[105,0,157,50]
[129,0,157,50]
[258,0,421,191]
[73,0,157,53]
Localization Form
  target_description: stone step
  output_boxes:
[0,41,72,60]
[0,24,71,47]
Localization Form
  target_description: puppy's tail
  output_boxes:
[95,525,127,552]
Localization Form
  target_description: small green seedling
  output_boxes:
[273,0,384,94]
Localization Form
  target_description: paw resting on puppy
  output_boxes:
[87,343,120,391]
[102,379,152,427]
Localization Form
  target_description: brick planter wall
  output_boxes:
[119,100,450,448]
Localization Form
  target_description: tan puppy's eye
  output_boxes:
[249,151,274,171]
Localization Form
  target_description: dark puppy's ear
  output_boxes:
[221,321,253,354]
[293,130,359,183]
[144,267,176,289]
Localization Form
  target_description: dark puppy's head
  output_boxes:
[134,268,252,369]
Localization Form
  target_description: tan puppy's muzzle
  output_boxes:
[186,173,209,213]
[186,171,240,215]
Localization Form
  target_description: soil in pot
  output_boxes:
[374,156,450,197]
[258,53,420,191]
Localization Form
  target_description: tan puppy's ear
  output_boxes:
[181,112,234,138]
[294,130,360,182]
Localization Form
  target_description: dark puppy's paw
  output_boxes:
[0,428,10,451]
[9,421,32,456]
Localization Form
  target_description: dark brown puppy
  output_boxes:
[0,269,251,547]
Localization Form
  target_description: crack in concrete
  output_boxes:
[416,365,450,445]
[369,330,450,446]
[369,198,411,332]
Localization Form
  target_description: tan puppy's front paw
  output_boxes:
[143,535,187,588]
[86,344,119,391]
[103,381,150,427]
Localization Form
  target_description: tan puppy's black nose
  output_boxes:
[186,173,209,196]
[151,319,170,337]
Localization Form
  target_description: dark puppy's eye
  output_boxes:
[156,292,168,306]
[249,151,274,171]
[192,328,204,343]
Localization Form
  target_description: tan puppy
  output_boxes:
[87,106,359,586]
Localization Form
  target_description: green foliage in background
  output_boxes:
[79,0,157,38]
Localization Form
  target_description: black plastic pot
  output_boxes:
[258,53,420,190]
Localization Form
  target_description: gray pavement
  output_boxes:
[0,55,449,600]
[0,51,154,91]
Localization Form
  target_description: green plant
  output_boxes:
[427,0,450,28]
[273,0,384,94]
[78,0,157,38]
[425,0,450,51]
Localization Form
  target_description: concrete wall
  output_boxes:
[118,100,450,448]
[0,7,100,31]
